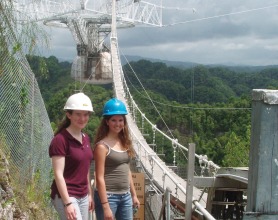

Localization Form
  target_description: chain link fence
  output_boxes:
[0,0,53,199]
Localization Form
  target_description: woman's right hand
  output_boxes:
[65,204,77,220]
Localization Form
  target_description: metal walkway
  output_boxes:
[109,0,208,214]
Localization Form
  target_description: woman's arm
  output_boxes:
[87,170,94,212]
[129,171,140,209]
[52,156,76,219]
[94,144,114,219]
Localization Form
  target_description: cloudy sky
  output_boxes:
[42,0,278,66]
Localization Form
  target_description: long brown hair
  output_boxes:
[54,110,73,135]
[93,115,135,158]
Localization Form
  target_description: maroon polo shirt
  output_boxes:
[49,129,93,199]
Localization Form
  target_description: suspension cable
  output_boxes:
[163,4,278,27]
[121,51,175,138]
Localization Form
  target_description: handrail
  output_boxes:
[128,124,186,193]
[123,80,220,171]
[194,201,215,220]
[128,121,216,220]
[215,174,248,184]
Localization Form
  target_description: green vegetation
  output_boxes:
[11,169,54,219]
[29,56,278,167]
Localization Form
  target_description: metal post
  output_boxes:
[243,89,278,220]
[185,143,195,220]
[166,187,171,219]
[158,187,171,220]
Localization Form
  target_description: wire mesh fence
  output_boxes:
[0,0,53,201]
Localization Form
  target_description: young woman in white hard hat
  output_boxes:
[49,92,94,220]
[93,98,140,220]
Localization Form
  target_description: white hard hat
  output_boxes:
[64,92,93,112]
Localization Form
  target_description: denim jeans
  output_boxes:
[52,194,89,220]
[94,191,133,220]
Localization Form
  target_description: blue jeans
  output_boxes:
[52,194,89,220]
[94,191,133,220]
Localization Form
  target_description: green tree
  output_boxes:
[222,129,250,167]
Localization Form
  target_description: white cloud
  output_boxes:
[221,42,248,50]
[265,45,278,51]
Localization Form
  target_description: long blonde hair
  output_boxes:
[93,115,135,158]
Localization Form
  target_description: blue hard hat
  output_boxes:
[102,98,128,116]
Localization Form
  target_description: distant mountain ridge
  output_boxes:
[120,55,278,73]
[56,54,278,73]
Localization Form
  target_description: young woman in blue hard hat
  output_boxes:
[49,92,94,220]
[93,98,140,220]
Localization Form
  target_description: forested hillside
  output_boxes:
[29,56,278,167]
[123,59,278,104]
